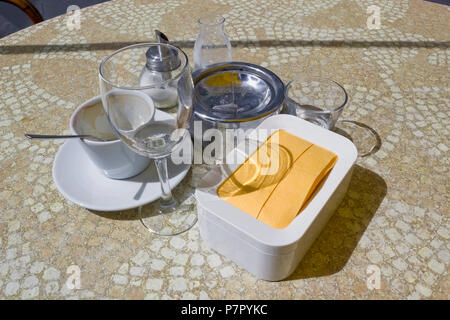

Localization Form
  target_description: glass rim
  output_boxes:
[285,76,348,114]
[98,42,189,90]
[198,15,225,26]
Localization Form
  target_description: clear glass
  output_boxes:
[286,76,380,157]
[285,76,348,130]
[99,43,197,236]
[193,15,232,71]
[138,68,179,109]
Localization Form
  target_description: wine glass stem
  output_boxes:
[154,157,177,210]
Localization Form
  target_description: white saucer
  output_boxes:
[52,134,192,212]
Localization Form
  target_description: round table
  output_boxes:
[0,0,448,299]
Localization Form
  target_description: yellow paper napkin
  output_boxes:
[217,129,337,229]
[257,144,337,229]
[217,130,312,217]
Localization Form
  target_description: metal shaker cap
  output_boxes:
[145,30,181,72]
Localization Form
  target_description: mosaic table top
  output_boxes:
[0,0,448,299]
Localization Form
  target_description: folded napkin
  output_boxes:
[217,130,312,218]
[217,129,337,229]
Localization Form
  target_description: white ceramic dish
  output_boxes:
[195,114,357,281]
[52,135,192,212]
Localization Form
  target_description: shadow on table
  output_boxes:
[334,120,382,157]
[88,166,195,221]
[285,164,387,281]
[1,39,449,54]
[89,204,145,222]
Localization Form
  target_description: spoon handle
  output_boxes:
[25,134,95,140]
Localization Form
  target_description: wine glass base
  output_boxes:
[138,194,197,236]
[158,198,179,214]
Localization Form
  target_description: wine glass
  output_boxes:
[99,43,196,236]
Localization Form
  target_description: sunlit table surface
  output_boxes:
[0,0,448,299]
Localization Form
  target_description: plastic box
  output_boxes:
[195,115,358,281]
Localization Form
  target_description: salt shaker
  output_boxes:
[139,30,180,109]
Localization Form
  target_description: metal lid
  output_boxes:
[193,62,284,123]
[145,31,181,72]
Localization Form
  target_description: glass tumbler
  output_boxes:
[285,76,348,130]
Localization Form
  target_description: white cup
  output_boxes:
[70,94,154,179]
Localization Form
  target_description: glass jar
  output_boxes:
[193,15,232,71]
[139,31,180,109]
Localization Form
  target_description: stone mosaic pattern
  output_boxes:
[0,0,449,299]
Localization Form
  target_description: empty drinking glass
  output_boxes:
[193,15,232,71]
[286,76,380,157]
[285,76,348,130]
[99,43,196,236]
